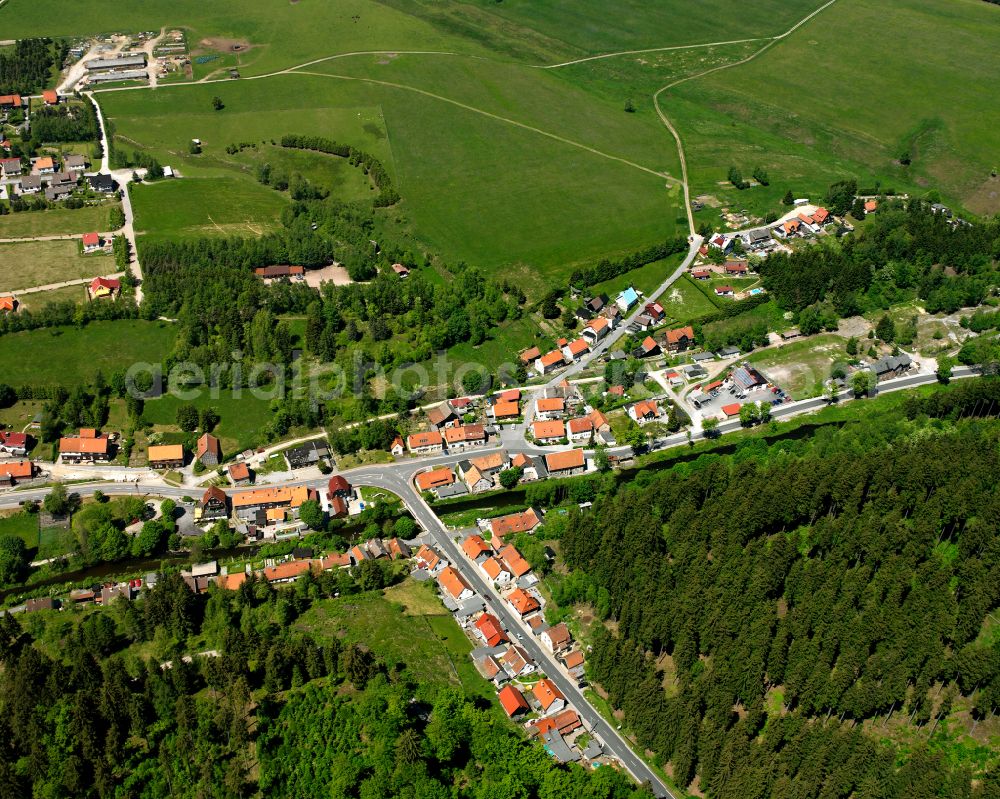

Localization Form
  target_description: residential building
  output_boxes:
[507,587,540,616]
[329,496,348,518]
[19,175,41,194]
[535,350,565,375]
[531,419,565,443]
[407,430,444,454]
[567,416,593,443]
[585,294,609,314]
[33,156,55,174]
[629,400,661,424]
[0,295,15,313]
[0,94,22,109]
[327,475,353,500]
[426,402,458,429]
[0,460,33,485]
[0,431,28,456]
[415,467,455,493]
[228,461,251,486]
[540,622,571,654]
[148,444,184,469]
[88,173,115,193]
[491,399,520,420]
[870,353,912,380]
[745,228,772,248]
[535,397,565,420]
[82,232,103,253]
[615,286,639,312]
[437,566,474,602]
[230,486,317,519]
[200,486,229,521]
[715,285,735,297]
[263,560,312,584]
[390,436,405,455]
[498,545,531,578]
[462,534,492,561]
[664,325,695,353]
[501,644,535,676]
[864,200,877,213]
[489,507,541,542]
[637,335,660,357]
[562,337,590,361]
[644,301,665,321]
[59,429,111,463]
[544,448,585,476]
[196,433,221,466]
[481,557,512,584]
[724,261,749,275]
[582,315,610,342]
[691,269,711,280]
[497,685,530,718]
[460,463,493,494]
[709,233,732,252]
[255,265,305,280]
[532,678,566,714]
[391,262,409,278]
[284,439,329,469]
[89,276,120,299]
[0,157,22,177]
[63,154,87,174]
[443,423,487,452]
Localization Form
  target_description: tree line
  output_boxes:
[30,103,99,144]
[280,133,399,207]
[553,389,1000,797]
[569,236,688,288]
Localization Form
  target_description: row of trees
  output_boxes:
[568,236,688,287]
[280,134,399,207]
[554,384,1000,797]
[30,103,100,143]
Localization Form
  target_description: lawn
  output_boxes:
[668,0,1000,215]
[0,320,176,387]
[746,333,849,399]
[587,253,685,301]
[659,274,721,321]
[0,240,114,293]
[130,176,288,242]
[21,284,89,310]
[294,580,492,696]
[36,526,77,560]
[0,203,121,238]
[139,389,276,454]
[0,512,39,550]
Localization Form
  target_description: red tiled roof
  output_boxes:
[437,566,471,600]
[666,325,694,344]
[263,560,312,582]
[197,433,220,459]
[536,397,564,413]
[462,534,491,560]
[490,508,540,538]
[532,678,565,711]
[497,685,530,717]
[507,588,539,615]
[722,403,742,417]
[499,545,532,577]
[567,338,590,356]
[0,460,32,480]
[90,277,120,293]
[82,232,100,246]
[228,462,250,481]
[531,420,565,440]
[408,431,443,449]
[492,400,520,418]
[539,350,564,367]
[415,467,454,491]
[568,416,593,434]
[544,448,584,472]
[475,613,507,647]
[520,346,541,363]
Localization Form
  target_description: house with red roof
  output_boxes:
[0,431,28,456]
[562,337,590,362]
[724,261,749,275]
[644,301,665,321]
[42,90,59,105]
[474,613,508,647]
[497,685,530,718]
[691,269,711,280]
[714,285,735,297]
[567,416,594,443]
[89,277,120,300]
[629,400,661,424]
[535,349,565,375]
[0,460,33,485]
[0,296,17,314]
[507,587,540,617]
[664,325,695,353]
[82,232,103,253]
[532,678,566,714]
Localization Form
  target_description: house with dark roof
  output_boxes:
[284,440,329,469]
[426,402,458,429]
[200,486,229,521]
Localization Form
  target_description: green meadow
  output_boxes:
[666,0,1000,215]
[0,321,176,387]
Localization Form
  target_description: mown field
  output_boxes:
[0,321,176,387]
[666,0,1000,215]
[0,204,120,238]
[0,240,114,293]
[139,389,275,455]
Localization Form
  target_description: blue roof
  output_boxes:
[617,287,638,306]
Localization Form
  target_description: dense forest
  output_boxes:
[30,102,100,144]
[552,379,1000,798]
[0,39,56,95]
[0,567,652,799]
[759,200,1000,318]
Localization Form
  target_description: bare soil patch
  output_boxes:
[305,264,353,287]
[199,37,252,53]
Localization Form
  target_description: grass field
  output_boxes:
[20,284,89,310]
[101,70,681,292]
[0,204,120,238]
[131,177,288,241]
[0,240,114,293]
[140,389,275,454]
[659,274,721,320]
[0,512,39,550]
[587,253,686,300]
[746,333,848,399]
[668,0,1000,215]
[294,579,492,696]
[0,321,176,387]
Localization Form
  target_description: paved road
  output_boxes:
[545,235,703,389]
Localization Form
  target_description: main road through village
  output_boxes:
[0,365,979,798]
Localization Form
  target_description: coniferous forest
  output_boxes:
[557,382,1000,799]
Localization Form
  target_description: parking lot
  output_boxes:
[686,362,792,420]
